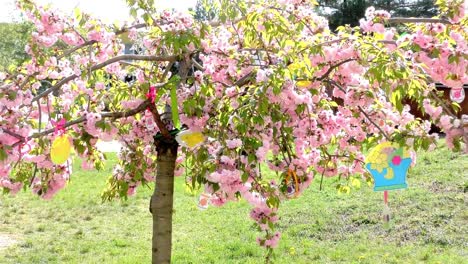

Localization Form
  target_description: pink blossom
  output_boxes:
[226,138,242,149]
[264,232,281,248]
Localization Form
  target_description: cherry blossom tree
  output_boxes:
[0,0,466,263]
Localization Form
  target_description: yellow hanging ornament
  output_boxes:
[296,80,313,88]
[176,130,205,149]
[51,134,72,165]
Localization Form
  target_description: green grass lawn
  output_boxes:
[0,144,467,263]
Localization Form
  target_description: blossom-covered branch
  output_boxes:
[31,54,179,103]
[10,100,152,148]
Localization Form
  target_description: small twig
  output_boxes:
[357,105,391,141]
[58,40,96,60]
[162,61,175,81]
[319,165,325,191]
[315,58,356,81]
[428,90,456,117]
[58,23,148,60]
[191,58,204,71]
[234,71,254,87]
[37,99,42,133]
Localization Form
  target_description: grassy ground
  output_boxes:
[0,144,466,263]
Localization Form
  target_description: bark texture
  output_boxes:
[151,138,178,264]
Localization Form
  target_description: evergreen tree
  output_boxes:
[318,0,438,30]
[191,0,218,21]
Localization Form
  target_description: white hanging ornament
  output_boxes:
[450,88,465,104]
[197,193,211,210]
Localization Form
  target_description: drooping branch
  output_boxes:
[40,100,151,137]
[428,90,457,118]
[315,58,356,81]
[31,54,179,103]
[327,80,391,141]
[59,23,148,60]
[57,40,97,60]
[356,105,391,141]
[9,100,152,148]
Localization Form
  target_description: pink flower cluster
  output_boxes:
[359,7,391,33]
[159,10,194,33]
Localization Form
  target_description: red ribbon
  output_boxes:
[51,118,66,135]
[383,190,388,204]
[146,86,157,103]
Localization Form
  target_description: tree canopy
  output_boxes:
[0,0,466,262]
[318,0,439,30]
[191,0,219,21]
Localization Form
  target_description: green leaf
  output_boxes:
[171,86,181,129]
[129,7,137,18]
[74,7,82,21]
[0,147,7,162]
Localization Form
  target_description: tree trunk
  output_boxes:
[150,138,178,264]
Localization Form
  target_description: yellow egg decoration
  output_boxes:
[51,134,72,165]
[296,80,312,88]
[176,130,205,149]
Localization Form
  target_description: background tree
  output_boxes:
[0,0,466,263]
[0,22,32,71]
[318,0,438,30]
[190,0,219,21]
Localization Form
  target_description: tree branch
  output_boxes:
[37,100,151,137]
[191,58,204,71]
[2,128,25,140]
[58,23,148,60]
[148,104,170,139]
[428,90,456,117]
[31,54,179,103]
[114,23,148,35]
[58,40,96,60]
[10,100,152,148]
[315,58,356,81]
[327,80,391,141]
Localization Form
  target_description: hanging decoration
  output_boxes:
[176,130,205,149]
[450,88,465,104]
[146,86,157,104]
[50,118,72,165]
[285,169,299,198]
[288,62,313,88]
[198,193,211,210]
[365,141,411,191]
[365,141,412,222]
[296,80,313,88]
[170,85,181,129]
